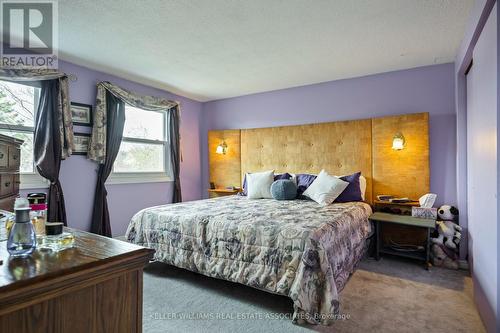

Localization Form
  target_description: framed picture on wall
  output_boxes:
[71,102,93,126]
[73,132,91,155]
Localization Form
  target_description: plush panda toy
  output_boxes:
[432,205,462,250]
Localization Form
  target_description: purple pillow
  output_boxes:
[242,172,292,196]
[296,173,317,197]
[334,172,362,203]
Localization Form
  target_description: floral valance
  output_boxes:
[0,68,74,159]
[0,68,66,81]
[88,81,180,163]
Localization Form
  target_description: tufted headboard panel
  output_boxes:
[240,119,373,203]
[208,113,430,205]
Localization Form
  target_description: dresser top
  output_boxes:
[0,133,23,146]
[0,228,153,293]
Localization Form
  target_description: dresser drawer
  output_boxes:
[8,146,21,169]
[0,174,14,197]
[13,174,20,194]
[0,195,15,211]
[0,144,7,168]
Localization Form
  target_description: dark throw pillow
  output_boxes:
[334,172,363,203]
[270,179,297,200]
[296,173,317,197]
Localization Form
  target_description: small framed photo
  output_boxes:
[73,132,90,155]
[71,102,93,126]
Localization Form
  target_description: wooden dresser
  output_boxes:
[0,229,154,333]
[0,134,22,211]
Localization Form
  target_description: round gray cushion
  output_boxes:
[270,179,297,200]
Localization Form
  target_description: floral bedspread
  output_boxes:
[126,196,372,324]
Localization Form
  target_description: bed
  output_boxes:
[126,195,372,324]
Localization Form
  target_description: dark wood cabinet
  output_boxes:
[0,134,23,211]
[0,229,154,333]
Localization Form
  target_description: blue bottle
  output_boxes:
[7,207,36,257]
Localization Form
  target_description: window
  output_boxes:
[108,105,171,184]
[0,80,47,189]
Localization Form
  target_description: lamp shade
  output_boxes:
[392,133,405,150]
[216,141,227,155]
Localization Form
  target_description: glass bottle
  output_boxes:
[7,207,36,257]
[39,222,74,251]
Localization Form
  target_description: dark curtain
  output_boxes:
[167,105,182,203]
[34,79,67,224]
[90,91,125,236]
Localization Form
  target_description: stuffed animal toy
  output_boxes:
[431,244,459,269]
[432,205,461,249]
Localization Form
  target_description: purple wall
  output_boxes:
[202,63,457,207]
[21,60,203,236]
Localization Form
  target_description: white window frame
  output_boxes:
[106,106,172,185]
[0,82,48,189]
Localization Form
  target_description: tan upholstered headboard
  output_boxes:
[240,119,373,203]
[372,113,429,200]
[208,112,430,204]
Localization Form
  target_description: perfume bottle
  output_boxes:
[7,207,36,257]
[39,222,74,251]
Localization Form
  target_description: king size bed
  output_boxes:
[126,195,372,324]
[126,114,430,325]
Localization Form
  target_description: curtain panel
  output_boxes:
[167,105,182,203]
[89,81,182,235]
[0,69,74,158]
[0,69,75,225]
[34,80,67,224]
[90,90,125,236]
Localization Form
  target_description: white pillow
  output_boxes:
[303,170,349,205]
[246,170,274,199]
[359,175,367,200]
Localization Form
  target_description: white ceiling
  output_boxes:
[57,0,474,102]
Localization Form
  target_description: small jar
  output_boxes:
[30,203,47,236]
[39,222,74,251]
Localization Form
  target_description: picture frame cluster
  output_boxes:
[70,102,92,155]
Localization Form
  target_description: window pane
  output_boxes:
[0,81,38,127]
[114,141,164,173]
[123,105,164,140]
[0,130,34,173]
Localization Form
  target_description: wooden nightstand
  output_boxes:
[207,188,240,198]
[369,212,436,269]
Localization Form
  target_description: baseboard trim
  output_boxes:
[473,272,496,332]
[458,259,469,270]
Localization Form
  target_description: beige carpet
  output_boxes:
[142,257,485,333]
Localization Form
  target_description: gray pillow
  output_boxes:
[270,179,297,200]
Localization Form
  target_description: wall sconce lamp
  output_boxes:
[216,141,228,155]
[392,133,405,150]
